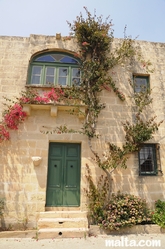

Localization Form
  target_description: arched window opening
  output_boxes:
[27,52,81,87]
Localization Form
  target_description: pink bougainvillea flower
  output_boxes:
[0,88,65,142]
[0,124,10,142]
[33,96,49,104]
[44,89,58,102]
[19,97,31,103]
[82,41,89,46]
[4,104,27,130]
[74,53,80,58]
[44,88,64,102]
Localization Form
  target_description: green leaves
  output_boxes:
[122,88,163,153]
[85,174,152,231]
[67,9,162,231]
[68,7,113,59]
[152,200,165,228]
[132,87,152,113]
[99,143,128,170]
[67,7,162,175]
[101,193,152,230]
[67,7,132,139]
[84,164,109,224]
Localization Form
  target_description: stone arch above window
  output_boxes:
[27,51,81,87]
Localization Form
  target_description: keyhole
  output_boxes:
[70,165,73,168]
[54,165,57,167]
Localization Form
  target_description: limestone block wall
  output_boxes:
[0,34,165,229]
[0,108,90,229]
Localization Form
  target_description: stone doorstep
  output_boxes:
[38,227,89,239]
[38,217,88,229]
[39,211,87,219]
[89,225,165,237]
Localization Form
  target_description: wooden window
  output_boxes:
[133,75,149,93]
[138,144,159,175]
[28,52,80,87]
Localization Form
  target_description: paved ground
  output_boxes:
[0,234,165,249]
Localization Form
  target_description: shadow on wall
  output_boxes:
[111,154,165,208]
[85,148,165,209]
[0,129,48,230]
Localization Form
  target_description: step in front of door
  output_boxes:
[38,227,88,239]
[37,211,89,239]
[38,217,88,229]
[39,210,87,219]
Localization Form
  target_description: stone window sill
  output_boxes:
[22,104,86,119]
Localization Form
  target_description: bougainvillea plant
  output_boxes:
[3,103,27,130]
[0,124,9,142]
[66,8,162,220]
[65,7,161,168]
[19,87,64,104]
[0,88,64,142]
[0,101,27,142]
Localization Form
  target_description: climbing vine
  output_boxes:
[65,8,162,202]
[66,7,161,159]
[66,7,130,140]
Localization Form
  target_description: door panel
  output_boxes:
[46,143,81,207]
[65,160,78,187]
[46,159,63,206]
[49,159,62,188]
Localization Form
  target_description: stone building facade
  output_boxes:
[0,34,165,231]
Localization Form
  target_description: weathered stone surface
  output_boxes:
[0,230,37,238]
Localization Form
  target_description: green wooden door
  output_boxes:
[46,143,81,206]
